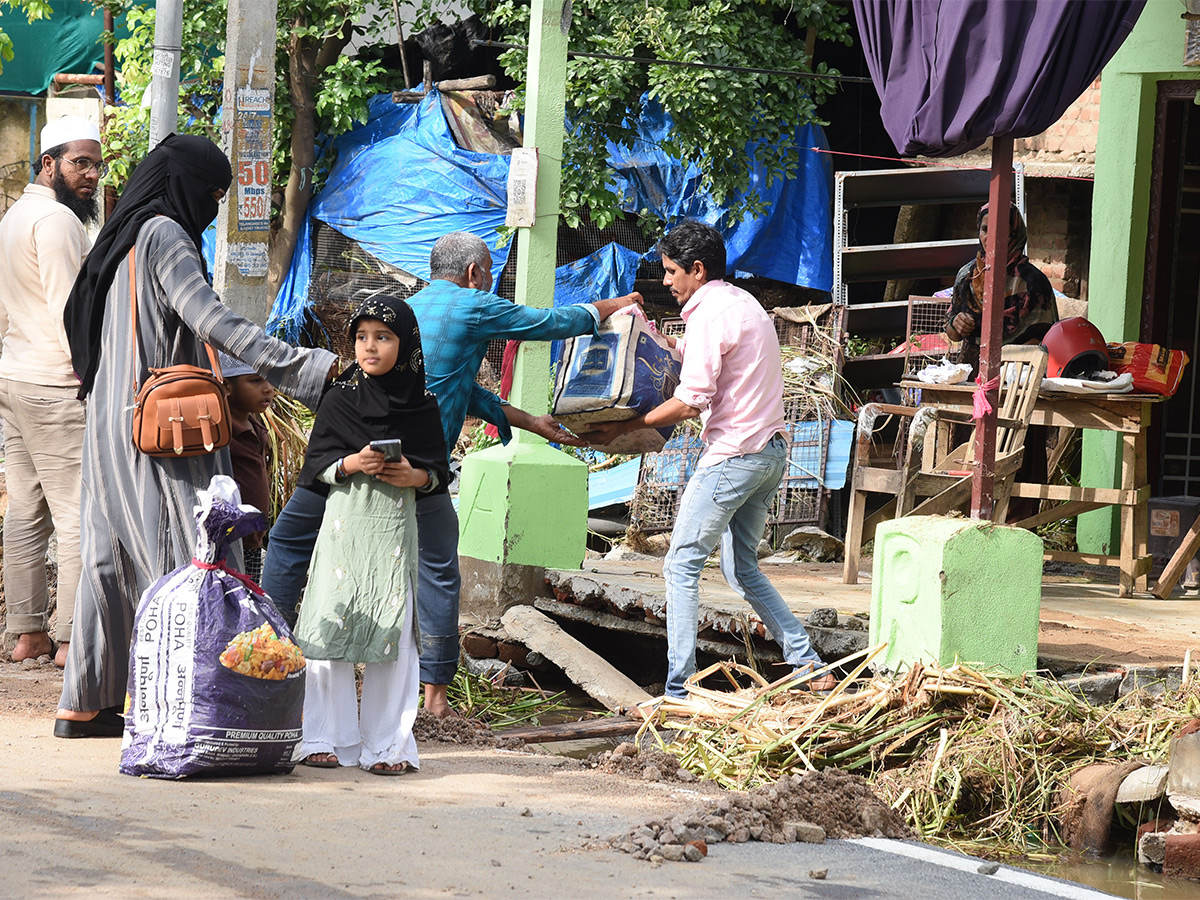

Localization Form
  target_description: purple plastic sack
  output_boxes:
[120,476,305,778]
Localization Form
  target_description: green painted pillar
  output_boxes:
[457,0,587,613]
[869,517,1043,675]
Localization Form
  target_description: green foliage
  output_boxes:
[0,0,54,71]
[421,0,852,230]
[106,1,228,187]
[105,1,397,201]
[313,54,387,135]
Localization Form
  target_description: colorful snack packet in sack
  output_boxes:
[120,475,305,778]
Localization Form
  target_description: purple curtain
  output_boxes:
[853,0,1146,157]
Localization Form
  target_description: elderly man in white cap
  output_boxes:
[0,115,103,666]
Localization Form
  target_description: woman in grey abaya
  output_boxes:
[55,134,335,737]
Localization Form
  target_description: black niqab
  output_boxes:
[298,293,449,493]
[63,133,233,397]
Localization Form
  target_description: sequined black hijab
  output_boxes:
[298,292,448,492]
[63,133,233,397]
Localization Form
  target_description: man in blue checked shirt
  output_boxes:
[262,232,641,718]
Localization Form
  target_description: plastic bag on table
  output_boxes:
[916,358,973,385]
[120,475,305,778]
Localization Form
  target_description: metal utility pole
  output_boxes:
[147,0,183,149]
[213,0,279,324]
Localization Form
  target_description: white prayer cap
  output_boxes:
[40,116,102,154]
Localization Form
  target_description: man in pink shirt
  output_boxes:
[584,220,830,698]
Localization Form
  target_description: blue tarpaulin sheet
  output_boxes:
[608,100,833,290]
[269,90,833,342]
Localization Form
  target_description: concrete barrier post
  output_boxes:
[869,516,1043,675]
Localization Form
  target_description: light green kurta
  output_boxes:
[295,465,419,663]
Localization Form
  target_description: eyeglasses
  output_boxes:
[63,156,109,178]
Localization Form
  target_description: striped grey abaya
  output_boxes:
[58,216,335,712]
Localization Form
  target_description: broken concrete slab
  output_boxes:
[501,605,653,713]
[604,544,661,563]
[1168,733,1200,821]
[1120,667,1184,699]
[1116,764,1169,804]
[543,569,867,666]
[805,608,838,628]
[1062,672,1124,706]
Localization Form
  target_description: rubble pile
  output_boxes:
[412,710,526,750]
[585,741,698,783]
[603,768,910,863]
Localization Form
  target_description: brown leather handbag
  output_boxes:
[128,249,232,457]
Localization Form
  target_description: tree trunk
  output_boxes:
[267,18,353,302]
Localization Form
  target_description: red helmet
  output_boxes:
[1040,317,1108,378]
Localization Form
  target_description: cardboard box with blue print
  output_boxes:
[552,310,682,454]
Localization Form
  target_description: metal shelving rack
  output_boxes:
[834,165,1026,391]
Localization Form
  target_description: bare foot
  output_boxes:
[54,642,69,669]
[12,632,53,662]
[809,673,838,692]
[423,683,460,719]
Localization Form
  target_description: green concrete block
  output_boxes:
[869,516,1043,675]
[457,441,587,569]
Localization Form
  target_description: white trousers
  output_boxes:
[298,601,420,770]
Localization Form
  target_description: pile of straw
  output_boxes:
[636,648,1200,857]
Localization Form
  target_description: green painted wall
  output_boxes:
[1079,0,1196,553]
[869,517,1043,675]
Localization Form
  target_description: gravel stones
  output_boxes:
[585,741,695,783]
[605,768,911,863]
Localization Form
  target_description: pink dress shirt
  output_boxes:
[673,280,785,468]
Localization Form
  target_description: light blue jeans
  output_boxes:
[663,435,822,698]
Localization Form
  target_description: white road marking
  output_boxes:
[849,838,1119,900]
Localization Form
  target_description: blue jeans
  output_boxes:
[662,435,822,698]
[261,485,461,685]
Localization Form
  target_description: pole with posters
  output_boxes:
[212,0,278,325]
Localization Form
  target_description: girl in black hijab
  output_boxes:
[293,292,446,775]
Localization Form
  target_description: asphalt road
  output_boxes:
[0,711,1125,900]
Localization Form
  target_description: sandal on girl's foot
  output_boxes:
[302,753,339,768]
[368,761,411,776]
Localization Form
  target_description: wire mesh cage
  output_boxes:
[902,295,962,380]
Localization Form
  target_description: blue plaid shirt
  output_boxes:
[407,279,600,458]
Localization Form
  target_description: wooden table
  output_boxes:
[899,382,1164,597]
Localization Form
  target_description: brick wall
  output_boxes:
[1025,178,1092,301]
[937,178,1092,302]
[1017,78,1101,160]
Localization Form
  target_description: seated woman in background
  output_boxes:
[943,202,1058,369]
[943,202,1058,522]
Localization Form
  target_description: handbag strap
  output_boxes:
[128,247,224,394]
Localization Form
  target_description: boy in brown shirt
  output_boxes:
[220,353,274,582]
